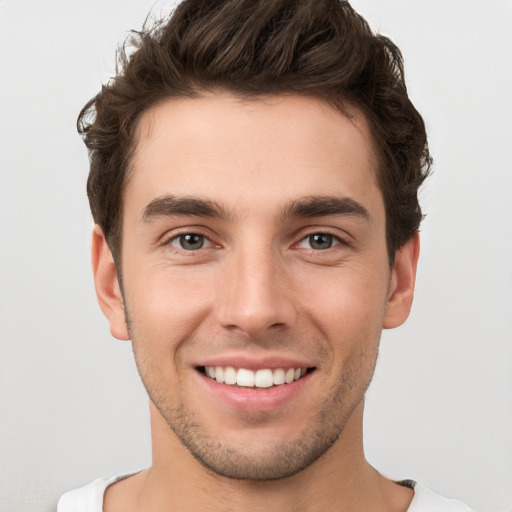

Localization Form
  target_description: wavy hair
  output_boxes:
[78,0,431,263]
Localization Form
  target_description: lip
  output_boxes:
[195,365,315,413]
[196,353,314,371]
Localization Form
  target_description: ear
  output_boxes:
[91,225,130,340]
[383,233,420,329]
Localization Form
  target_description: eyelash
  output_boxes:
[295,232,345,251]
[163,230,347,253]
[166,232,215,252]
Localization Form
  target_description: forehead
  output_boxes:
[127,93,382,222]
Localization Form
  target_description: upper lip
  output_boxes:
[195,353,316,371]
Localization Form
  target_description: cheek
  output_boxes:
[297,265,389,352]
[124,265,215,354]
[303,263,388,315]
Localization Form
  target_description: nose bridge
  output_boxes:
[216,239,295,336]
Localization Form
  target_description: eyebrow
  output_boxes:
[280,195,371,222]
[141,195,231,222]
[141,194,370,224]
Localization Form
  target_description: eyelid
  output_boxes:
[168,233,214,250]
[160,226,221,250]
[296,233,343,250]
[292,227,351,248]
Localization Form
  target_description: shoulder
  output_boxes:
[56,475,130,512]
[407,481,473,512]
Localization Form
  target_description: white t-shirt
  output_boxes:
[57,476,473,511]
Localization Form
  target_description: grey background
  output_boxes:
[0,1,511,511]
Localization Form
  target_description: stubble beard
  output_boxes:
[122,289,377,481]
[131,337,375,481]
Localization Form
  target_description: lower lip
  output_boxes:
[198,371,313,412]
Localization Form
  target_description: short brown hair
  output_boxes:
[78,0,431,263]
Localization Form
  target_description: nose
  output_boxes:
[216,245,297,338]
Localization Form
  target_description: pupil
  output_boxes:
[180,234,204,250]
[310,233,332,250]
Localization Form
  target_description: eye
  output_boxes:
[169,233,211,251]
[298,233,340,250]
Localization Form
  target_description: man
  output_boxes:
[58,0,472,510]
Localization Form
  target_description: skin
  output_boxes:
[93,94,419,512]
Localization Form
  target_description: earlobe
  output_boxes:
[91,225,130,340]
[383,233,420,329]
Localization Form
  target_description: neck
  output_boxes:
[105,401,413,512]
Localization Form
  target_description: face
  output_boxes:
[93,94,418,480]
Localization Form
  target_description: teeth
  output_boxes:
[204,366,308,388]
[224,366,237,385]
[255,369,273,388]
[273,368,285,385]
[237,368,255,387]
[285,368,295,384]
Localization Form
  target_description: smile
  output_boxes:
[202,366,311,388]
